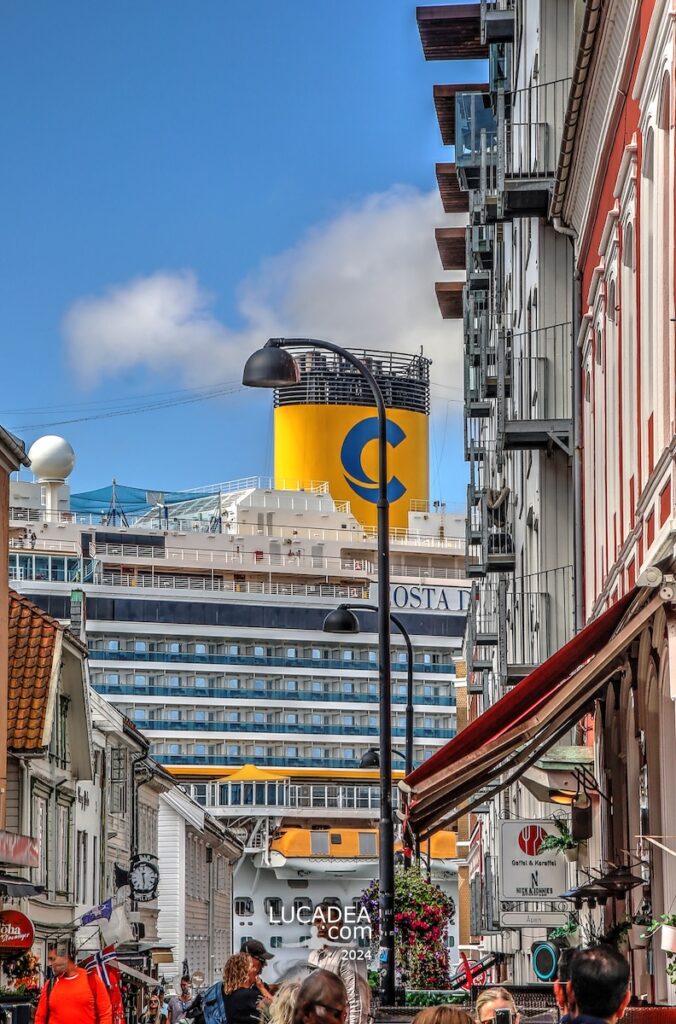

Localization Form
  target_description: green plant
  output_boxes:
[600,917,633,950]
[361,866,456,990]
[549,914,579,941]
[538,819,576,854]
[405,991,469,1007]
[0,985,31,999]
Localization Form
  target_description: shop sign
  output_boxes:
[500,911,569,928]
[499,820,567,900]
[0,911,34,953]
[0,831,39,868]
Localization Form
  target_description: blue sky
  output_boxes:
[1,1,484,505]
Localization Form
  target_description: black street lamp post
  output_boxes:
[242,337,396,1006]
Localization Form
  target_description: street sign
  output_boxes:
[499,820,568,900]
[500,911,569,928]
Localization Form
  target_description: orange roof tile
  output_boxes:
[7,590,63,753]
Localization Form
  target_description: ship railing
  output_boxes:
[96,573,371,600]
[182,781,401,812]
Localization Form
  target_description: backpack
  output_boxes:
[44,973,103,1022]
[183,993,205,1024]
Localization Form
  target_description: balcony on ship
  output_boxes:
[496,322,572,453]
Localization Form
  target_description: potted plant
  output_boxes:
[629,908,653,949]
[550,914,579,944]
[644,914,676,955]
[539,819,579,862]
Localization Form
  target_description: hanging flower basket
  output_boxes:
[661,925,676,953]
[564,847,579,863]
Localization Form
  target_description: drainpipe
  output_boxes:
[572,263,584,631]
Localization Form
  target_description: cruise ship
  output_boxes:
[8,348,469,978]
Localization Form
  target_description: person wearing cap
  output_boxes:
[241,939,278,996]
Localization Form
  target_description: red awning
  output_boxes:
[403,588,661,838]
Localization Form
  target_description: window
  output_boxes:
[254,745,265,757]
[343,748,354,760]
[195,676,207,689]
[311,832,330,856]
[254,646,265,657]
[312,681,323,693]
[286,680,298,692]
[342,649,353,661]
[286,746,298,758]
[294,897,313,914]
[397,684,406,696]
[135,640,147,653]
[133,708,146,721]
[227,744,239,756]
[134,674,147,687]
[368,682,377,695]
[56,803,70,893]
[423,653,432,665]
[167,708,180,722]
[286,648,297,659]
[368,716,378,729]
[254,712,266,724]
[342,682,354,694]
[49,695,70,767]
[397,651,407,664]
[228,644,239,657]
[168,641,181,654]
[168,743,181,756]
[107,639,120,652]
[33,794,49,887]
[194,643,207,655]
[343,715,354,727]
[227,678,239,689]
[264,896,283,918]
[235,897,254,917]
[311,714,322,726]
[228,711,240,723]
[194,709,207,722]
[106,673,120,686]
[311,649,321,660]
[194,744,206,757]
[286,713,298,725]
[311,747,322,759]
[254,679,266,691]
[76,830,88,904]
[193,784,207,806]
[368,651,377,663]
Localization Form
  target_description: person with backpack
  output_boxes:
[35,938,112,1024]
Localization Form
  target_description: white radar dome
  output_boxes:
[28,435,76,482]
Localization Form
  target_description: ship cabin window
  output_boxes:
[270,937,283,949]
[194,676,207,689]
[310,832,330,856]
[397,651,407,664]
[194,642,207,655]
[192,784,207,805]
[106,674,120,686]
[254,646,265,657]
[227,677,239,689]
[254,745,265,757]
[312,681,323,693]
[397,684,406,696]
[322,896,342,909]
[358,833,377,857]
[254,711,266,724]
[228,644,239,656]
[286,648,297,659]
[168,641,181,654]
[342,649,353,661]
[422,653,432,664]
[227,744,240,756]
[168,744,181,755]
[107,639,120,652]
[167,675,180,686]
[286,680,298,692]
[254,679,266,691]
[343,749,354,760]
[424,717,434,730]
[343,715,354,727]
[228,711,240,723]
[311,649,321,660]
[134,674,147,687]
[423,685,434,698]
[264,897,282,917]
[133,708,146,721]
[194,744,206,757]
[235,898,254,917]
[311,747,322,759]
[368,682,377,695]
[167,709,180,721]
[311,714,322,726]
[286,713,298,725]
[368,716,377,729]
[293,897,313,913]
[134,641,147,653]
[286,746,298,758]
[194,710,207,722]
[330,833,342,845]
[342,682,354,694]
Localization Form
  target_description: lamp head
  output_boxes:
[242,339,300,388]
[359,748,380,769]
[323,605,361,634]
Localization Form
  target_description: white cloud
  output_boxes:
[63,186,464,392]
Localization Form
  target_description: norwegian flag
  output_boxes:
[81,945,118,987]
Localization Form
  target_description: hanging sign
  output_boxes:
[499,820,567,900]
[0,831,39,868]
[0,910,35,955]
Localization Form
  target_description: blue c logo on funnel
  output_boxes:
[340,417,407,504]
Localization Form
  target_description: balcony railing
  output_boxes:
[466,486,516,577]
[133,719,456,739]
[95,682,456,706]
[497,323,573,452]
[182,781,400,812]
[504,79,571,180]
[89,650,455,674]
[158,754,424,769]
[480,0,515,44]
[499,566,574,684]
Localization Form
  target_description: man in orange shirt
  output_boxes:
[35,938,112,1024]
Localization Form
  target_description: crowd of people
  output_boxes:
[29,932,640,1024]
